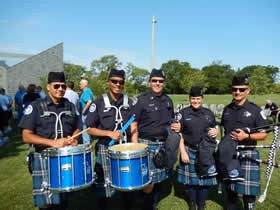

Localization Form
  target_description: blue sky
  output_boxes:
[1,0,279,71]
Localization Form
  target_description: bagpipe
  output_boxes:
[153,103,183,170]
[235,122,280,203]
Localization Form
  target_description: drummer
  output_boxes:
[18,71,82,210]
[131,69,181,210]
[86,68,137,210]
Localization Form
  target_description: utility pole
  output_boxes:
[151,16,157,70]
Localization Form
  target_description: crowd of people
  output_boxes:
[0,88,13,144]
[0,83,48,145]
[3,69,271,210]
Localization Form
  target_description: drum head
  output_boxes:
[108,143,148,159]
[109,143,147,152]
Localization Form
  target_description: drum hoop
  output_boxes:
[109,148,148,159]
[48,179,95,192]
[110,179,152,192]
[108,143,148,159]
[42,144,92,157]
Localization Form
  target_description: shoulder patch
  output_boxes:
[89,103,96,113]
[175,113,182,121]
[260,110,267,120]
[24,105,33,115]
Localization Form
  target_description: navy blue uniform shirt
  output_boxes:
[86,93,133,146]
[18,96,82,152]
[133,92,174,139]
[221,99,269,145]
[179,106,216,146]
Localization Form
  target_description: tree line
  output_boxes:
[63,55,280,97]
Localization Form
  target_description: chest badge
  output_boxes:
[243,111,252,117]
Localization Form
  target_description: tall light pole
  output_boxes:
[151,16,157,70]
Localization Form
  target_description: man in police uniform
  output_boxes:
[86,68,137,210]
[19,72,81,210]
[221,75,269,210]
[131,69,180,210]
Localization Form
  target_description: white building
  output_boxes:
[0,43,63,97]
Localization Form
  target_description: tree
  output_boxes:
[64,63,87,90]
[238,65,279,84]
[248,66,271,95]
[202,63,235,94]
[181,69,207,94]
[90,55,122,76]
[124,64,149,95]
[88,70,109,98]
[161,60,192,94]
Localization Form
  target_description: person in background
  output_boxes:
[18,71,81,210]
[36,85,46,99]
[64,81,80,113]
[131,69,181,210]
[22,84,40,111]
[0,89,10,143]
[14,84,26,124]
[1,88,13,134]
[221,75,268,210]
[177,86,218,210]
[264,99,279,123]
[79,79,94,144]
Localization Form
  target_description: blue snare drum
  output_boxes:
[108,143,150,191]
[42,144,94,192]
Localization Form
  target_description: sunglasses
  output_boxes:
[110,79,125,85]
[151,79,164,83]
[232,87,247,92]
[53,84,67,90]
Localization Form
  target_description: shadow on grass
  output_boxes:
[172,171,244,210]
[0,128,26,159]
[66,173,173,210]
[67,185,145,210]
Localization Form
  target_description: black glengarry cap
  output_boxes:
[108,68,125,80]
[232,75,249,86]
[48,72,66,84]
[149,68,165,80]
[189,86,203,97]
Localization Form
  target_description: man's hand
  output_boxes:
[110,130,123,141]
[52,138,70,148]
[231,129,249,142]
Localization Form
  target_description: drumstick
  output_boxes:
[108,115,135,146]
[71,128,90,139]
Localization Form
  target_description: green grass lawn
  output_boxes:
[1,94,280,210]
[170,94,280,108]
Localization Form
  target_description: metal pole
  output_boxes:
[151,16,157,70]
